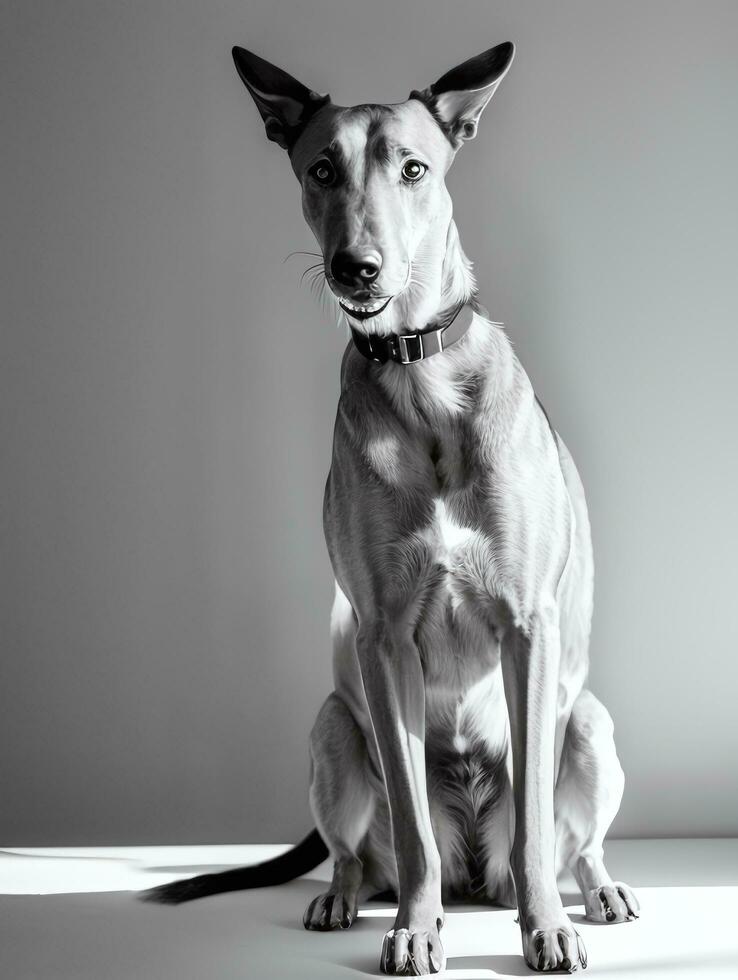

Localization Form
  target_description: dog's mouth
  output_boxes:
[338,295,393,321]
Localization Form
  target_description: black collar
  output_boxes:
[349,302,474,365]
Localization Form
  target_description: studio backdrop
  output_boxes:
[2,0,737,846]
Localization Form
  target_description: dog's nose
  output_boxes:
[330,249,382,288]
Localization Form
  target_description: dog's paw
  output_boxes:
[303,891,357,931]
[522,922,586,972]
[380,926,445,976]
[584,882,639,923]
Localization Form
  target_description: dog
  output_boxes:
[145,42,639,976]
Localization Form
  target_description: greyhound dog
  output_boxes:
[146,42,639,975]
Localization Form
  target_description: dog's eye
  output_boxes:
[308,159,336,186]
[401,160,427,184]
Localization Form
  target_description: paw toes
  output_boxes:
[381,928,444,975]
[330,896,353,929]
[557,930,578,972]
[408,933,430,975]
[576,931,588,969]
[615,882,640,918]
[585,882,639,924]
[318,894,335,929]
[527,928,586,972]
[304,892,357,931]
[302,896,319,929]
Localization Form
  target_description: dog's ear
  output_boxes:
[411,42,514,149]
[232,47,330,152]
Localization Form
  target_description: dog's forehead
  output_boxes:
[291,100,452,172]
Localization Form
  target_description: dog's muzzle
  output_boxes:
[338,295,394,320]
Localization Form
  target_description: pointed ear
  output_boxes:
[232,47,331,152]
[410,42,514,149]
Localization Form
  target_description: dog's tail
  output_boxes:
[140,828,328,905]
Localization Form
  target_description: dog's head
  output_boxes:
[232,44,514,334]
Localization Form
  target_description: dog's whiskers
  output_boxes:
[283,250,322,264]
[306,267,332,315]
[300,262,325,286]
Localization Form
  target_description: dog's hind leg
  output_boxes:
[555,689,640,925]
[303,691,376,931]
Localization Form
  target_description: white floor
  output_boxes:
[1,839,736,979]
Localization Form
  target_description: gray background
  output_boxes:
[2,0,737,846]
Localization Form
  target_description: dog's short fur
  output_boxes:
[153,43,639,976]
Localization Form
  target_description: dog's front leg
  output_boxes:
[356,620,444,976]
[501,604,587,973]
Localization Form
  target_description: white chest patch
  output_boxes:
[425,498,481,611]
[433,498,476,553]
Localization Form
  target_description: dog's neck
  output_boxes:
[433,218,478,326]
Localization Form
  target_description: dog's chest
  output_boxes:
[411,489,502,691]
[423,427,490,594]
[425,497,482,600]
[402,420,508,687]
[405,421,499,608]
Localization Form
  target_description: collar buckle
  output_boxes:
[397,333,424,364]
